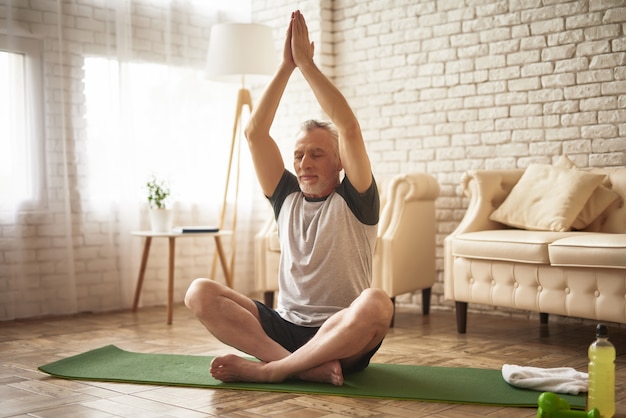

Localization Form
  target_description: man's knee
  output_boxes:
[184,278,219,313]
[361,287,393,308]
[355,288,394,323]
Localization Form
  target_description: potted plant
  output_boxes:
[146,175,173,232]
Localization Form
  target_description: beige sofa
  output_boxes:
[255,173,440,323]
[444,160,626,333]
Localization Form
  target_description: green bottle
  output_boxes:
[587,324,615,418]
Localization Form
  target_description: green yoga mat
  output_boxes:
[39,345,586,409]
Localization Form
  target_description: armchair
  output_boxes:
[254,173,440,324]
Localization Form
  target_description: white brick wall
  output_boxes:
[255,0,626,313]
[2,0,625,320]
[0,1,257,320]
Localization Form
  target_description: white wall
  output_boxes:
[2,0,624,319]
[0,1,268,319]
[255,0,626,313]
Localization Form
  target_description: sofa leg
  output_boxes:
[455,301,468,334]
[422,287,431,315]
[540,312,549,325]
[263,291,274,308]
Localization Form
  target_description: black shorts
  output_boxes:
[254,300,381,374]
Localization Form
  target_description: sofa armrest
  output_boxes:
[444,169,523,299]
[453,169,524,235]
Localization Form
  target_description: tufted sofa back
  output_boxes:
[463,167,626,234]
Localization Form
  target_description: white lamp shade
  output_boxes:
[206,23,276,84]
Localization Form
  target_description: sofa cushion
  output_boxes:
[549,234,626,269]
[571,184,621,230]
[452,230,585,264]
[489,162,606,232]
[555,155,620,230]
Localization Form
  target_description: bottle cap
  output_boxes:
[596,323,608,338]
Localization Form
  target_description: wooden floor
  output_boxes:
[1,303,624,417]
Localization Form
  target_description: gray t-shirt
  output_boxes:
[268,170,379,327]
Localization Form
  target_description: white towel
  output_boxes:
[502,364,588,395]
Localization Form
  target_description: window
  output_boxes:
[0,35,44,211]
[82,57,236,208]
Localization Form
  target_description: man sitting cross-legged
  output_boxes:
[184,10,394,386]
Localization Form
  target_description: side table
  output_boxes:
[131,230,233,324]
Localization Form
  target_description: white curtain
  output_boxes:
[0,0,265,320]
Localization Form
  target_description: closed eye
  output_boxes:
[294,148,327,161]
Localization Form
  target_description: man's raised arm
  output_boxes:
[290,11,372,193]
[244,16,296,197]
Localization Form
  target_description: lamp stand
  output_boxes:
[211,87,253,288]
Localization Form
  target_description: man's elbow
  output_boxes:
[244,120,260,143]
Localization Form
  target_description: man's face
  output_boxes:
[293,128,342,198]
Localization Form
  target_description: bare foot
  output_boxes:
[296,360,344,386]
[210,354,274,383]
[210,355,344,386]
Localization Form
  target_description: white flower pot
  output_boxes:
[149,208,174,232]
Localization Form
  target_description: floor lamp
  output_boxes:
[205,23,275,287]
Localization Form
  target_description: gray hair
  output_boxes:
[299,119,339,144]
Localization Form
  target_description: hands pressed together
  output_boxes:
[283,10,315,71]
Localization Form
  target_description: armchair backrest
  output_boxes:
[255,172,440,297]
[372,173,440,296]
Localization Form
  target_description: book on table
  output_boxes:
[172,226,219,233]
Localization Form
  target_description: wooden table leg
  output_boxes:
[133,237,152,312]
[167,237,175,325]
[213,235,232,288]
